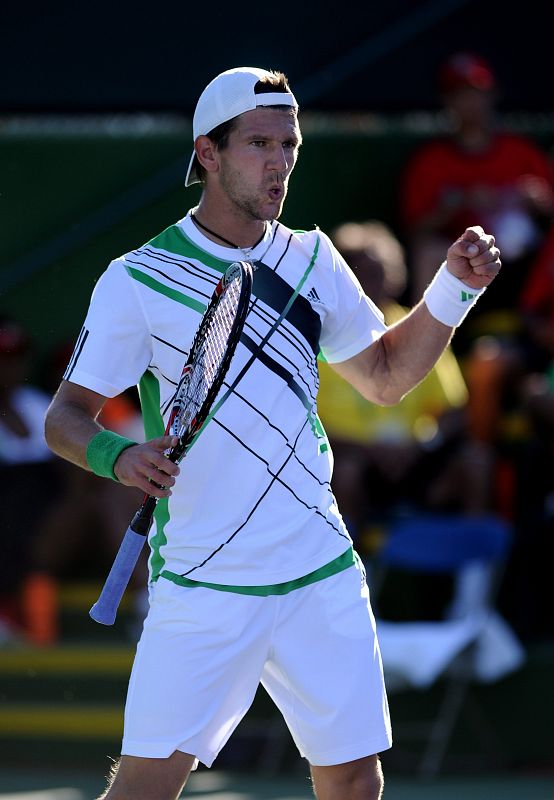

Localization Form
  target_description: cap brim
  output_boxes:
[185,151,200,187]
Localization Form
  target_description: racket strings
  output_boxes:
[178,277,242,434]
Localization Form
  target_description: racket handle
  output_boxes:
[89,527,147,625]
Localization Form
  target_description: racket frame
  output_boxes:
[89,260,253,624]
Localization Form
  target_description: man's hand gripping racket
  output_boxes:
[90,261,253,624]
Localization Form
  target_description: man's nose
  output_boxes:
[267,146,289,173]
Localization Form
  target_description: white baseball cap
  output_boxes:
[185,66,298,187]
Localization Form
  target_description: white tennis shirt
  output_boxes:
[65,212,387,587]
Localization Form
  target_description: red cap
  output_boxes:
[439,52,496,93]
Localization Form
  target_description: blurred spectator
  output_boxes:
[0,316,52,463]
[519,221,554,375]
[31,341,146,642]
[399,51,554,358]
[462,225,554,473]
[0,325,146,647]
[497,224,554,642]
[317,221,496,560]
[0,315,58,644]
[396,51,554,580]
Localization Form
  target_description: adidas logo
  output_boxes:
[307,287,321,303]
[460,290,476,302]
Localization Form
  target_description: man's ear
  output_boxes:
[195,135,219,177]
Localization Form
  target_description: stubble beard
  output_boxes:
[220,168,287,223]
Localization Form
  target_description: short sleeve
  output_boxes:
[317,234,387,364]
[63,258,152,397]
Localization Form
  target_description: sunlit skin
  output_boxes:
[193,107,302,248]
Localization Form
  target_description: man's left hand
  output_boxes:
[446,225,501,290]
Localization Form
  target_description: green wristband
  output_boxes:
[86,430,137,481]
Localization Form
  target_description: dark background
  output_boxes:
[1,0,552,115]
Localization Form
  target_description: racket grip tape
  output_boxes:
[89,528,147,625]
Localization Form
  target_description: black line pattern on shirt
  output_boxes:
[140,227,336,579]
[143,227,323,446]
[143,342,328,490]
[126,257,215,303]
[148,231,284,448]
[133,229,319,389]
[241,333,318,408]
[137,246,219,285]
[245,300,316,369]
[240,320,317,405]
[266,225,292,272]
[211,418,339,533]
[156,291,262,418]
[260,227,321,383]
[64,327,89,380]
[129,254,318,387]
[181,417,345,577]
[160,366,327,489]
[245,303,319,385]
[140,225,327,502]
[159,325,318,428]
[137,220,279,281]
[250,297,316,364]
[216,380,330,488]
[151,334,186,354]
[148,363,178,389]
[253,262,321,358]
[251,328,317,402]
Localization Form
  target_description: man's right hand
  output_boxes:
[114,435,181,497]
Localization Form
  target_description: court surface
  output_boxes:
[1,768,554,800]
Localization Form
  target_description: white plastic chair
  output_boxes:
[372,513,525,776]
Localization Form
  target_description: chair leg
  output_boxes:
[419,673,470,778]
[462,692,507,768]
[256,715,293,774]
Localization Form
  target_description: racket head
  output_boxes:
[90,261,252,625]
[167,260,252,461]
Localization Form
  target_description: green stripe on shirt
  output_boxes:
[159,547,355,596]
[147,225,230,272]
[138,369,169,581]
[125,265,206,314]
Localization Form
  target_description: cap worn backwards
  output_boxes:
[185,66,298,187]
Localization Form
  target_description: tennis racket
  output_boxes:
[90,260,253,625]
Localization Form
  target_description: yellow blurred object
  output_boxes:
[317,301,468,444]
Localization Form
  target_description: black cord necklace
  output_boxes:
[191,213,266,251]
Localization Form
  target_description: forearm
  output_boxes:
[332,227,501,406]
[377,301,454,403]
[45,380,179,496]
[334,301,453,406]
[44,397,104,470]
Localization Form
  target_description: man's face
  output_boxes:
[215,107,302,222]
[444,86,495,126]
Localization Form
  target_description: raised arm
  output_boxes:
[45,380,179,498]
[331,226,501,405]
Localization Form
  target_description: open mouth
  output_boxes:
[268,186,284,202]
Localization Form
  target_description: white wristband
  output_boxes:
[423,262,486,327]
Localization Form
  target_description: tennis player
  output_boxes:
[44,67,501,800]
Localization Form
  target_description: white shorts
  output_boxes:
[122,559,392,767]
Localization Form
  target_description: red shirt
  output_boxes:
[400,132,554,240]
[521,225,554,321]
